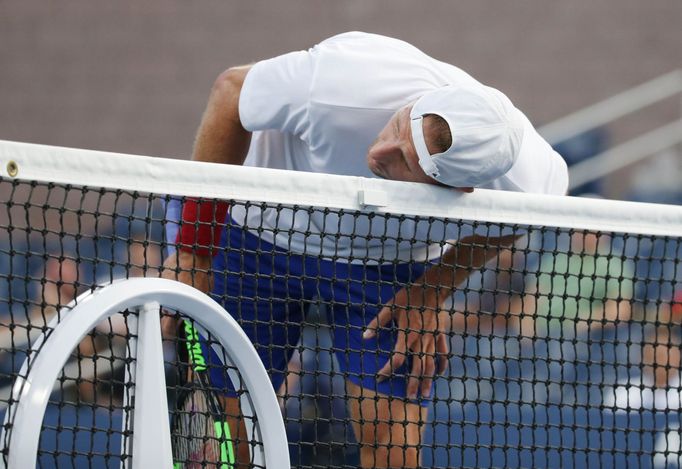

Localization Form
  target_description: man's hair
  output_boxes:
[424,114,452,154]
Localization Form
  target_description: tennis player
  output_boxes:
[163,31,568,467]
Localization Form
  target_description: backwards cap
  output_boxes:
[410,85,525,187]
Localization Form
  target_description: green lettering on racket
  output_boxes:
[215,421,236,468]
[183,321,207,371]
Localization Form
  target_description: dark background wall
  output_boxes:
[1,1,680,162]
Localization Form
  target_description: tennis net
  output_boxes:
[0,139,681,468]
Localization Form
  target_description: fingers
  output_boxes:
[414,333,449,399]
[365,286,410,339]
[160,251,214,293]
[376,330,407,381]
[407,338,437,400]
[367,301,447,400]
[363,304,393,340]
[436,332,450,375]
[416,332,450,399]
[406,357,423,400]
[420,353,436,398]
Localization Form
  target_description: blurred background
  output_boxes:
[1,0,681,201]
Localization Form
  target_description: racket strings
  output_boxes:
[173,387,224,467]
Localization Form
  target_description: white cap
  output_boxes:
[410,85,525,187]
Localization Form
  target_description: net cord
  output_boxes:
[1,139,681,237]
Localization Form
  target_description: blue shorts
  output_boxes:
[166,205,432,403]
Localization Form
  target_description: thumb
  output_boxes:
[363,304,393,340]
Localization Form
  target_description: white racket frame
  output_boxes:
[0,278,288,468]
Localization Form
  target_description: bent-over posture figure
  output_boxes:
[163,32,568,467]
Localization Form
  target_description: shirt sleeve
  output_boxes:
[238,50,313,137]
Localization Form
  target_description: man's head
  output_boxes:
[367,85,524,189]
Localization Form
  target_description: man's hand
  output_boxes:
[362,235,519,400]
[363,272,450,400]
[161,250,213,292]
[160,250,213,339]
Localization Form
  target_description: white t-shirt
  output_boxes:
[231,32,568,263]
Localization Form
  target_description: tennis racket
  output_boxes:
[171,318,236,468]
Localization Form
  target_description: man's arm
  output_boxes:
[161,66,252,298]
[364,233,520,399]
[191,65,252,166]
[420,234,521,301]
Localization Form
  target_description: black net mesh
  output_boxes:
[0,176,681,468]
